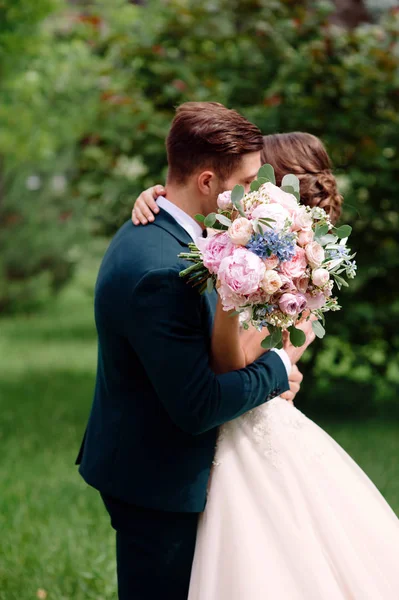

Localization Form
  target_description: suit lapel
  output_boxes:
[152,208,194,248]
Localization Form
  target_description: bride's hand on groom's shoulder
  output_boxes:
[132,185,165,225]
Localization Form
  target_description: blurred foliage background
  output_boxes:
[1,0,398,417]
[1,1,399,597]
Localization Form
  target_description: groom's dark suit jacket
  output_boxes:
[77,210,289,512]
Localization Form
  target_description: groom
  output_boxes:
[76,102,314,599]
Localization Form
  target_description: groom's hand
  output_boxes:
[281,365,303,405]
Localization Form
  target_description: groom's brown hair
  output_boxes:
[166,102,263,183]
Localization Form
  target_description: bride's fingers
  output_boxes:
[132,204,149,225]
[132,208,140,226]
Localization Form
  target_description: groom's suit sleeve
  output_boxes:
[128,267,289,435]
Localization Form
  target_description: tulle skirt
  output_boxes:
[188,398,399,599]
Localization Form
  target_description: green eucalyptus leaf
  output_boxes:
[312,320,326,339]
[215,214,232,227]
[315,224,329,238]
[231,185,244,204]
[206,277,214,293]
[204,213,216,227]
[281,173,300,192]
[258,164,276,184]
[250,180,262,192]
[288,325,306,347]
[261,327,282,349]
[334,225,352,239]
[195,214,205,223]
[318,234,338,245]
[281,185,296,195]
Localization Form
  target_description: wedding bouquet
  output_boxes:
[178,165,356,349]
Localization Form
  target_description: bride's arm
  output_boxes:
[211,297,270,374]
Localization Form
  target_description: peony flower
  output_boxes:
[261,270,283,295]
[279,293,301,316]
[312,268,330,287]
[252,203,291,233]
[297,229,314,247]
[264,255,279,270]
[228,217,254,246]
[218,282,244,312]
[294,273,310,294]
[260,182,299,216]
[279,245,307,279]
[196,232,234,274]
[305,291,326,309]
[218,247,266,297]
[217,190,233,210]
[305,242,325,269]
[292,206,313,231]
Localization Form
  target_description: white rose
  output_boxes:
[228,217,254,245]
[260,182,299,216]
[261,270,283,295]
[293,206,313,231]
[312,268,330,287]
[305,242,325,268]
[252,203,291,233]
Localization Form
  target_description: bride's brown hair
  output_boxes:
[261,132,343,225]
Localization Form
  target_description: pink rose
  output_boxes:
[264,255,279,270]
[279,292,307,316]
[261,270,283,295]
[296,293,307,313]
[294,273,310,294]
[260,182,299,216]
[278,293,300,316]
[197,232,234,275]
[297,229,314,247]
[305,242,325,268]
[280,246,307,279]
[292,206,313,232]
[305,291,326,309]
[312,268,330,287]
[219,248,266,296]
[228,217,254,245]
[252,203,291,233]
[217,190,233,210]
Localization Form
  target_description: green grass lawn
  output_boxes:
[0,258,398,599]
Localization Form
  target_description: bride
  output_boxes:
[132,132,399,599]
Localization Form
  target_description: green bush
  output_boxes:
[2,0,398,415]
[0,2,100,312]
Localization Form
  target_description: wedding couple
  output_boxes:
[77,102,399,599]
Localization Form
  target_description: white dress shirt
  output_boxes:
[157,196,202,242]
[157,196,291,378]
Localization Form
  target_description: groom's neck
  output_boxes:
[164,183,205,221]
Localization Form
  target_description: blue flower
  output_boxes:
[246,231,296,262]
[329,246,350,260]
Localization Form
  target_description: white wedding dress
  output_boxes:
[188,397,399,599]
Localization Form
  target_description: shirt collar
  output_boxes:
[157,196,203,243]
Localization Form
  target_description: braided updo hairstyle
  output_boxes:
[261,132,343,225]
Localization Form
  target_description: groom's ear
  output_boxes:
[197,170,218,196]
